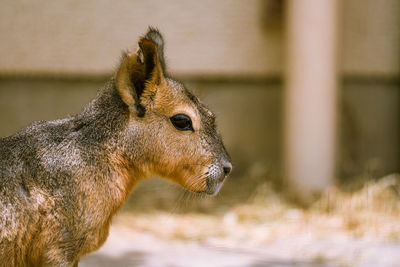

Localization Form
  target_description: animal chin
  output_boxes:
[205,177,224,196]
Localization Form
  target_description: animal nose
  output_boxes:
[223,161,232,176]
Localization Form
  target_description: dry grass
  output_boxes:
[115,173,400,246]
[310,173,400,240]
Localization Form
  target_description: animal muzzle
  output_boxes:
[205,159,232,195]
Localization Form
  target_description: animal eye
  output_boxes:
[170,114,193,132]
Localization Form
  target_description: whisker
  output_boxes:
[171,188,187,214]
[166,169,211,214]
[180,163,210,168]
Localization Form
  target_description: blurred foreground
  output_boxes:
[81,173,400,267]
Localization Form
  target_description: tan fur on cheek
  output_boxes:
[146,142,210,192]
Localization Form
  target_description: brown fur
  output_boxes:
[0,27,231,266]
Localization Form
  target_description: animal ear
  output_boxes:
[115,27,166,117]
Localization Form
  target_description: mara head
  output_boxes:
[115,27,231,195]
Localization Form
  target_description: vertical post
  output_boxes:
[284,0,339,202]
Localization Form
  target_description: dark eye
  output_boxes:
[170,114,193,132]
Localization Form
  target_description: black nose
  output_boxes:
[223,162,232,176]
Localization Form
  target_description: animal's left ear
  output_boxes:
[115,27,166,117]
[137,27,166,85]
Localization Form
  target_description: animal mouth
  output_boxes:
[188,177,224,195]
[205,176,226,196]
[181,163,230,195]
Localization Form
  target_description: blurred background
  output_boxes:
[1,0,399,266]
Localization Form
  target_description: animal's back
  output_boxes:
[0,119,71,189]
[0,119,78,266]
[0,110,133,265]
[1,132,36,265]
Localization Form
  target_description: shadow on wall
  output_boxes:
[1,76,399,186]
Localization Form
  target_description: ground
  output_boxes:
[81,175,400,267]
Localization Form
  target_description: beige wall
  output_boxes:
[342,0,400,77]
[0,0,399,77]
[0,0,282,77]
